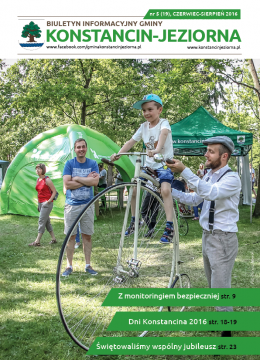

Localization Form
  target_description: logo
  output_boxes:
[19,21,44,50]
[237,135,245,144]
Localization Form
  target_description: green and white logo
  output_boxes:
[237,135,245,144]
[19,21,44,50]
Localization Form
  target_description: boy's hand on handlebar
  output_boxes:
[166,159,186,173]
[110,153,121,162]
[147,150,157,157]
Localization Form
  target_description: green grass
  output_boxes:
[0,205,260,360]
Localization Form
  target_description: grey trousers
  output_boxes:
[38,202,54,234]
[202,229,238,312]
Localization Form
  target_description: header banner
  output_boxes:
[0,0,257,58]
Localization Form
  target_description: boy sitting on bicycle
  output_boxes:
[111,94,174,243]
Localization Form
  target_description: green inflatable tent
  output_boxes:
[0,124,134,218]
[171,107,253,156]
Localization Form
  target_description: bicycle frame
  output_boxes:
[115,152,180,289]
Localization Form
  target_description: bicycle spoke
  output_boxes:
[57,183,180,351]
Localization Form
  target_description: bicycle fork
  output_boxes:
[115,155,142,278]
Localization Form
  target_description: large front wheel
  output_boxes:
[56,183,178,351]
[168,273,191,313]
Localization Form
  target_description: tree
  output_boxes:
[0,60,7,71]
[21,21,42,43]
[0,59,149,157]
[0,58,250,178]
[222,61,260,217]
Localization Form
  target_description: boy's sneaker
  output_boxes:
[125,221,135,236]
[160,227,174,244]
[85,265,98,276]
[125,220,144,236]
[62,267,73,277]
[144,228,155,238]
[75,242,81,249]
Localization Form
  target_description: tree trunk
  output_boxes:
[248,59,260,118]
[28,34,36,42]
[81,100,86,125]
[253,164,260,217]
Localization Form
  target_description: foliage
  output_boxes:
[0,59,150,157]
[223,66,260,166]
[221,62,260,216]
[0,58,255,173]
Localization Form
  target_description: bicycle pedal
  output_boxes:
[127,259,142,267]
[113,276,125,284]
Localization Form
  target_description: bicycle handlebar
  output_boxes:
[114,153,175,165]
[117,152,147,156]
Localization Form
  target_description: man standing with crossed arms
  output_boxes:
[62,138,99,276]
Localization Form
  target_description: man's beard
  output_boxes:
[207,156,222,170]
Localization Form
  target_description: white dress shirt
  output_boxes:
[172,165,241,232]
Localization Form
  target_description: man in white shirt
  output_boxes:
[167,136,241,338]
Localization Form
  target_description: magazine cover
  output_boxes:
[1,0,260,359]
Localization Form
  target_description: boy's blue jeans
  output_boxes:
[141,166,174,184]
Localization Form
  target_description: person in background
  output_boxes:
[192,201,203,220]
[98,163,107,208]
[98,163,107,189]
[178,180,192,216]
[29,163,57,246]
[115,170,125,208]
[197,163,204,179]
[114,171,123,185]
[249,163,257,198]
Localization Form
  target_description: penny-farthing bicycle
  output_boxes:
[56,152,190,351]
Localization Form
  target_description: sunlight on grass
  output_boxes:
[1,206,260,360]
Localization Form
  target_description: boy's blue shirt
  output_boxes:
[63,157,99,206]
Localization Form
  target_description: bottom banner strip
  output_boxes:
[88,337,260,355]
